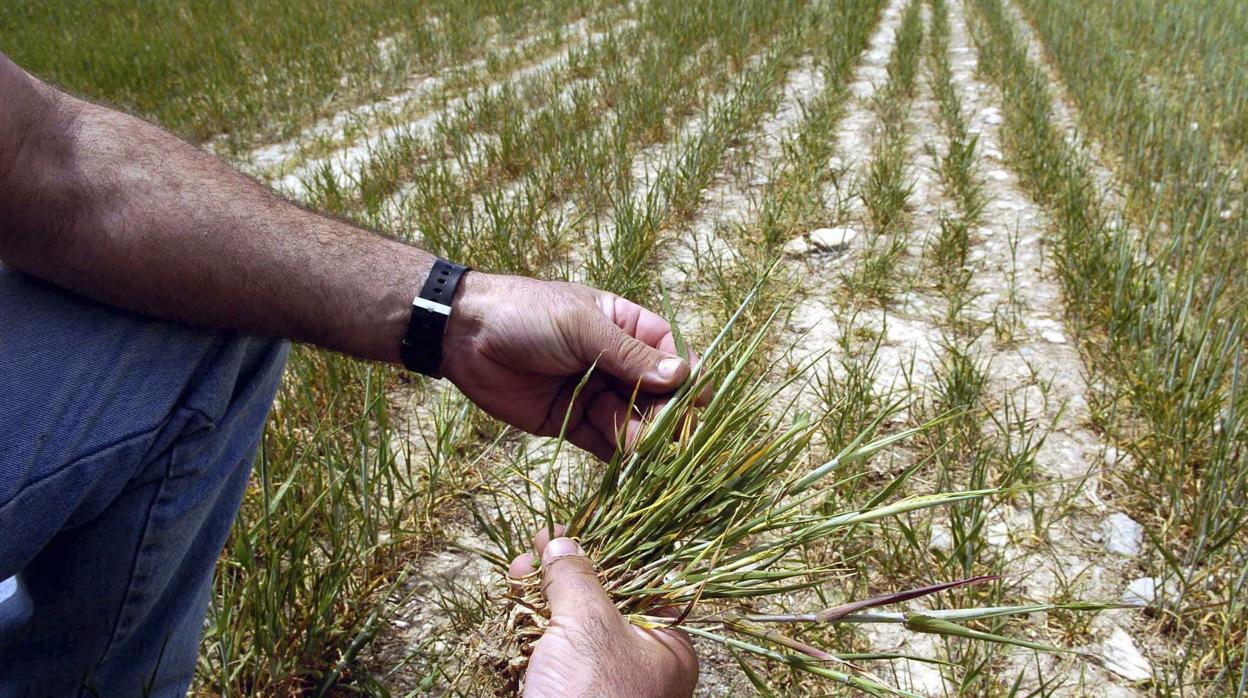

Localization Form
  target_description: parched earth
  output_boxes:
[229,0,1170,694]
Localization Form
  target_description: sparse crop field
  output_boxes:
[5,0,1246,694]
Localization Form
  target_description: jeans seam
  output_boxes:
[79,414,212,697]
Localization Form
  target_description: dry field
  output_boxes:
[7,0,1246,694]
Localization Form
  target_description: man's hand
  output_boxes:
[508,530,698,698]
[442,272,703,462]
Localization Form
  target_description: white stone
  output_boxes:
[1099,628,1152,681]
[809,226,858,250]
[782,236,811,257]
[898,660,946,694]
[980,106,1003,125]
[1102,513,1144,556]
[1103,446,1134,468]
[985,519,1011,548]
[1041,329,1067,344]
[1123,577,1158,606]
[1123,575,1179,607]
[929,524,952,551]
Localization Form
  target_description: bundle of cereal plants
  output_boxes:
[473,289,1111,696]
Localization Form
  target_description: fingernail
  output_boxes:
[543,537,584,561]
[657,357,684,380]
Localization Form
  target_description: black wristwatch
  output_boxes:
[400,259,470,377]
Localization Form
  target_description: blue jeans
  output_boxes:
[0,266,289,697]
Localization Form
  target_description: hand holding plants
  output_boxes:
[441,272,703,461]
[508,528,698,698]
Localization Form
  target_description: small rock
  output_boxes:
[1041,329,1067,344]
[1102,513,1143,556]
[782,236,811,256]
[1123,577,1158,606]
[1123,575,1179,608]
[980,107,1003,125]
[1103,445,1134,468]
[809,226,858,250]
[1099,628,1152,682]
[929,524,952,551]
[1104,445,1121,465]
[985,519,1011,548]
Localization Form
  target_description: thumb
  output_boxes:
[540,538,624,627]
[578,313,689,393]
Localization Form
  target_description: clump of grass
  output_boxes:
[844,0,925,306]
[471,289,1115,696]
[923,0,983,300]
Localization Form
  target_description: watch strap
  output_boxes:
[400,259,469,377]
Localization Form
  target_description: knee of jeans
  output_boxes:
[131,334,289,485]
[181,334,290,428]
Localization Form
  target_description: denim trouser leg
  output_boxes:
[0,265,289,697]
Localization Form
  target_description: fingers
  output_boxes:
[508,523,566,579]
[598,294,715,407]
[561,375,699,461]
[508,552,538,593]
[539,537,624,628]
[587,389,643,453]
[567,421,617,462]
[555,376,649,461]
[533,524,567,554]
[509,521,570,592]
[582,296,691,394]
[636,626,701,696]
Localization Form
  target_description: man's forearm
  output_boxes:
[0,55,432,364]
